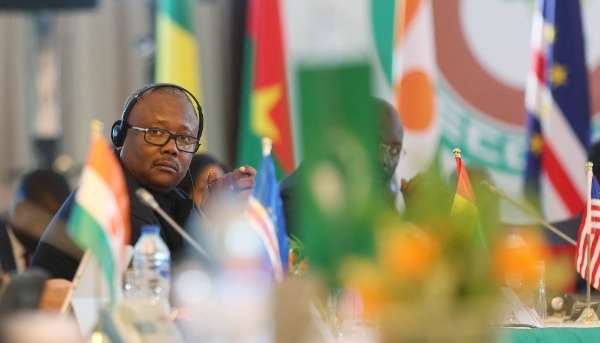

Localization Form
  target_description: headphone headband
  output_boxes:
[111,83,204,148]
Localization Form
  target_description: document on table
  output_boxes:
[501,287,544,328]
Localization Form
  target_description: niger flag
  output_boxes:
[393,0,439,182]
[155,0,202,103]
[236,0,294,176]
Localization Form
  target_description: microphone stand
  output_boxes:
[136,188,211,261]
[481,181,576,246]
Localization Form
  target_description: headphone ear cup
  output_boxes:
[111,120,125,147]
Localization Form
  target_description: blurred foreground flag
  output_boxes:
[246,139,289,282]
[237,0,294,176]
[281,0,398,285]
[575,167,600,290]
[67,129,131,302]
[393,0,439,181]
[523,0,590,222]
[155,0,202,103]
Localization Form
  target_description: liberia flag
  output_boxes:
[67,132,130,302]
[576,169,600,290]
[237,0,295,177]
[246,144,289,282]
[523,0,590,222]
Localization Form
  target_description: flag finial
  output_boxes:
[453,148,461,158]
[262,137,273,157]
[90,120,104,137]
[587,161,593,171]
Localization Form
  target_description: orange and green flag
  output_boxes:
[236,0,295,176]
[67,131,131,304]
[155,0,202,103]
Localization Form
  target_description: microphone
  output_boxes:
[480,181,577,246]
[135,188,211,260]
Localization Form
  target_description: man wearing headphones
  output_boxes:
[32,83,256,282]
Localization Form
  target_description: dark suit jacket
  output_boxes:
[31,168,206,280]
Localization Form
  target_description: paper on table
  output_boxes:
[501,287,544,328]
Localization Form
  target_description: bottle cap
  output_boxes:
[141,225,160,235]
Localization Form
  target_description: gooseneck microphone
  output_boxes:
[135,188,211,260]
[481,181,577,246]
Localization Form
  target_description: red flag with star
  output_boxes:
[236,0,295,175]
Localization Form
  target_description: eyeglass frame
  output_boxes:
[379,142,404,166]
[127,125,202,153]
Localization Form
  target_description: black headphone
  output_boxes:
[110,83,204,148]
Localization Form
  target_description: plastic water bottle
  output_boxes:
[504,229,533,308]
[133,225,171,307]
[534,261,548,320]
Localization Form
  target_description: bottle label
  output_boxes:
[158,260,171,279]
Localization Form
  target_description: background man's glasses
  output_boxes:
[128,125,201,153]
[379,143,403,166]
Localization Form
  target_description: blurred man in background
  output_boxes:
[177,153,230,208]
[280,98,404,238]
[0,169,70,275]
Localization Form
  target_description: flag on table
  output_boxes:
[246,142,289,282]
[575,169,600,289]
[393,0,439,182]
[67,133,131,302]
[155,0,203,103]
[450,149,492,255]
[450,149,478,238]
[237,0,295,177]
[523,0,590,223]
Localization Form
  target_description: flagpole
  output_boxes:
[575,162,600,324]
[262,137,273,157]
[60,249,92,315]
[89,120,113,341]
[481,181,577,246]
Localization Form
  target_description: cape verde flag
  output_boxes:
[246,142,289,282]
[523,0,590,222]
[576,171,600,290]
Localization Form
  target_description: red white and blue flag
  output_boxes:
[523,0,590,223]
[246,146,289,282]
[576,171,600,290]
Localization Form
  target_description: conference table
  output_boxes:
[497,325,600,342]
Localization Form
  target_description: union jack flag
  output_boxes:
[576,172,600,290]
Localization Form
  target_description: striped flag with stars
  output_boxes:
[523,0,590,222]
[576,168,600,289]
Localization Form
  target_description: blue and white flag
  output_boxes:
[246,146,289,282]
[523,0,590,222]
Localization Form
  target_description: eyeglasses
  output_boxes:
[379,143,403,166]
[128,125,201,153]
